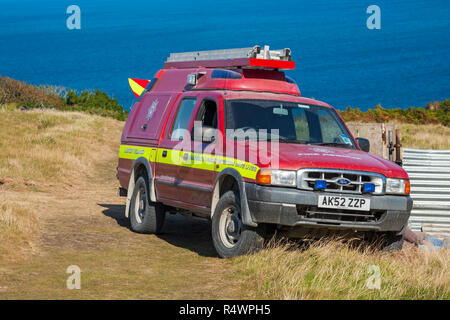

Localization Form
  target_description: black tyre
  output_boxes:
[379,232,404,252]
[212,190,265,258]
[129,176,165,234]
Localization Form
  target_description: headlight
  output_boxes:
[256,169,297,187]
[386,178,410,195]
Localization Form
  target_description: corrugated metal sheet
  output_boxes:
[403,148,450,238]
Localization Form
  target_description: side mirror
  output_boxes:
[356,137,370,152]
[193,126,217,144]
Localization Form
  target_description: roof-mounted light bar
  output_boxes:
[164,45,295,70]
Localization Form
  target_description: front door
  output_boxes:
[176,94,222,210]
[154,96,198,202]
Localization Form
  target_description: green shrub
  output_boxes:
[65,89,128,121]
[339,102,448,126]
[0,76,128,121]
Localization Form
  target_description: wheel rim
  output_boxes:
[219,205,243,248]
[134,184,146,224]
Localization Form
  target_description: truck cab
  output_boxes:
[117,46,412,258]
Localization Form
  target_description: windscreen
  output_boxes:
[225,99,356,149]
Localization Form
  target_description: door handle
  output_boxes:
[162,150,167,158]
[141,123,147,131]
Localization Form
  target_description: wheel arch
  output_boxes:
[125,157,156,218]
[211,168,257,227]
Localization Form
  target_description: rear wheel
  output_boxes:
[129,176,165,234]
[212,191,265,258]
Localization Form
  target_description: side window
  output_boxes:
[196,99,218,128]
[292,108,310,142]
[170,98,197,141]
[191,99,218,142]
[317,109,344,143]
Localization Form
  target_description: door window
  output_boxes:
[191,99,218,143]
[170,98,197,141]
[196,99,218,128]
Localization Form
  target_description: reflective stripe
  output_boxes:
[119,145,260,179]
[215,155,259,179]
[119,145,157,162]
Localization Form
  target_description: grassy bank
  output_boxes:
[0,104,121,186]
[0,76,127,120]
[0,104,124,262]
[340,100,450,127]
[398,123,450,149]
[233,240,449,299]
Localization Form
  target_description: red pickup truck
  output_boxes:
[117,46,412,258]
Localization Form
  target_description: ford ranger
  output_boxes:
[117,46,412,258]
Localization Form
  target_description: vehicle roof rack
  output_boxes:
[164,45,295,70]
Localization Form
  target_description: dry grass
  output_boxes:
[398,123,450,150]
[0,104,123,262]
[233,239,450,300]
[0,104,121,187]
[0,76,64,107]
[0,196,39,262]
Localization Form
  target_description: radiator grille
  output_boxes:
[297,169,385,194]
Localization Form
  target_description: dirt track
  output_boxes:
[0,149,242,299]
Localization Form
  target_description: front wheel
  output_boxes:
[378,232,404,252]
[212,191,265,258]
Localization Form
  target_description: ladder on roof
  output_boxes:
[166,45,292,62]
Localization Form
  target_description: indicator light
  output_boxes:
[405,180,411,195]
[256,169,271,185]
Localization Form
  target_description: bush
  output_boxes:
[0,76,64,108]
[339,102,448,126]
[0,76,128,121]
[436,99,450,126]
[65,89,128,121]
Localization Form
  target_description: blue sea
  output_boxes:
[0,0,449,111]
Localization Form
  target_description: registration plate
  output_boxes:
[318,195,370,211]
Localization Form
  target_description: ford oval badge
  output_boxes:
[336,178,351,186]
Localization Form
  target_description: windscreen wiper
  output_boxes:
[309,142,354,149]
[278,138,307,144]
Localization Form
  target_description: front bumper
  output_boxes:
[245,183,413,232]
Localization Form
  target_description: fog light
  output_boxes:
[363,183,375,193]
[315,180,327,190]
